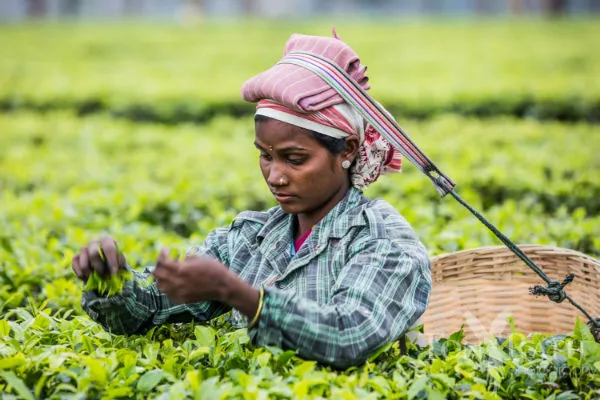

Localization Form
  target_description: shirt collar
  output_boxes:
[257,187,368,244]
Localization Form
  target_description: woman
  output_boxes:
[72,33,431,369]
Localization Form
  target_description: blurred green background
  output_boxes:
[1,1,600,398]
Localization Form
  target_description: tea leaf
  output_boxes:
[0,371,35,400]
[194,326,216,347]
[0,353,26,370]
[137,369,167,392]
[573,317,595,342]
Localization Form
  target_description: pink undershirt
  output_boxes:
[294,227,313,252]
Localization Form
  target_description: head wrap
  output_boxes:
[242,32,402,189]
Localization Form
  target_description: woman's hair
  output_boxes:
[255,114,346,155]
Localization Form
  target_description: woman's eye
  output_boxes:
[259,153,272,161]
[288,157,305,165]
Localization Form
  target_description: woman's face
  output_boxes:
[255,118,355,221]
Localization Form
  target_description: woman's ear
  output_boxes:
[344,136,360,162]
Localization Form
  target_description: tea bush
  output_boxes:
[1,110,599,398]
[1,19,599,399]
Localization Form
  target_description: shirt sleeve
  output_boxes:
[81,226,232,335]
[247,237,432,369]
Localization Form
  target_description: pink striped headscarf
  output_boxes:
[242,32,402,189]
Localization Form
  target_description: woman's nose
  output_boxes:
[267,162,287,187]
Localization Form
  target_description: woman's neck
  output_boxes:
[294,185,350,240]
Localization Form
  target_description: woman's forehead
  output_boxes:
[255,119,317,148]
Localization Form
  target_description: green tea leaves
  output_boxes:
[194,325,216,348]
[573,317,595,343]
[83,269,133,297]
[0,353,26,370]
[0,371,35,400]
[137,369,167,392]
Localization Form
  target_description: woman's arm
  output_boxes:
[80,226,232,335]
[247,237,431,369]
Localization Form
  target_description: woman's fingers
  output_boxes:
[72,236,126,282]
[118,252,127,270]
[153,247,172,274]
[87,240,110,277]
[157,247,170,264]
[99,236,120,275]
[72,254,86,281]
[78,246,91,278]
[154,248,180,292]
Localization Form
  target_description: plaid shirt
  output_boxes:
[82,188,431,368]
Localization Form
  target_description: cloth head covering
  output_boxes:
[242,32,402,189]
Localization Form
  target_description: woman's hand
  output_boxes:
[153,248,233,304]
[153,248,260,319]
[71,236,127,282]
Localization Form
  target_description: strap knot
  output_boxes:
[529,273,574,303]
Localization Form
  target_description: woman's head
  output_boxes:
[242,32,403,211]
[254,115,359,217]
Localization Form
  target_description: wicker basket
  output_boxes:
[421,245,600,343]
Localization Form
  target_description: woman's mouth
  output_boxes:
[273,193,296,203]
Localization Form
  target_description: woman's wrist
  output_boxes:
[219,271,261,320]
[248,288,264,328]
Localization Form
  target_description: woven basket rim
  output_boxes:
[431,244,600,265]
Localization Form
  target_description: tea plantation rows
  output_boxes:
[1,19,599,399]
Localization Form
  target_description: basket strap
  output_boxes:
[279,51,600,336]
[280,51,455,197]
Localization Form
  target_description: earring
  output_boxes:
[342,160,351,169]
